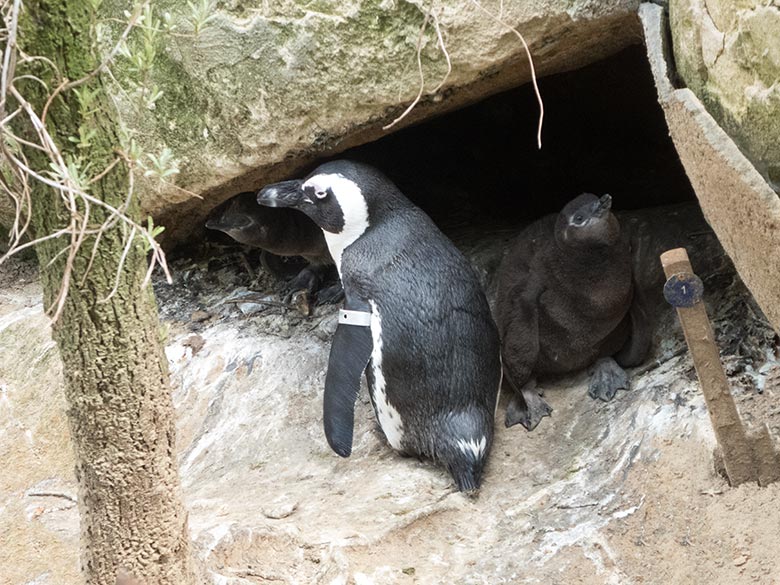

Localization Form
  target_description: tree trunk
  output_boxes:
[15,3,196,584]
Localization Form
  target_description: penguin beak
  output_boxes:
[594,194,612,217]
[257,180,304,208]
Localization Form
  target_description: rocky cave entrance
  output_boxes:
[339,45,696,232]
[198,43,705,313]
[202,44,697,256]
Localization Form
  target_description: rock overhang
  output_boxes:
[102,0,645,245]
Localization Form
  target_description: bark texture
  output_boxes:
[16,2,195,584]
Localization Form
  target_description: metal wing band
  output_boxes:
[338,309,372,327]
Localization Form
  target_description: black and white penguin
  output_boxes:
[257,160,501,492]
[496,193,652,431]
[205,192,342,304]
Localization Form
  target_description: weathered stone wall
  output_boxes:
[670,0,780,192]
[641,3,780,333]
[102,0,643,243]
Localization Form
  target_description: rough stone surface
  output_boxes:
[3,222,780,583]
[102,0,643,243]
[670,0,780,192]
[641,3,780,335]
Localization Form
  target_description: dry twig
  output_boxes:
[384,1,544,148]
[469,0,544,148]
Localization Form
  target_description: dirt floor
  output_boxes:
[2,218,780,584]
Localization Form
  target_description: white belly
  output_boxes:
[368,300,404,450]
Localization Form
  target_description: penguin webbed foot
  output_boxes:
[505,384,552,431]
[281,265,343,308]
[316,281,344,305]
[587,357,630,402]
[281,265,323,301]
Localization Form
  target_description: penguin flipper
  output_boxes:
[323,316,373,457]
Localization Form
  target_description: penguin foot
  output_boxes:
[316,282,345,305]
[505,390,552,431]
[587,357,630,402]
[289,290,312,317]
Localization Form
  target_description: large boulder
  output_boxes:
[103,0,643,243]
[670,0,780,192]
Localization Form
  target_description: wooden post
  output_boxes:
[660,248,756,485]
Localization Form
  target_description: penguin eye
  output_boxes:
[304,185,330,201]
[572,214,585,226]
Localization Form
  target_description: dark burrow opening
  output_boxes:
[198,43,707,302]
[337,44,696,232]
[195,43,719,310]
[202,44,695,249]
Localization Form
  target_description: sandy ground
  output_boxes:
[1,236,780,584]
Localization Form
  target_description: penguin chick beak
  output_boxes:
[594,194,612,217]
[257,180,304,208]
[205,216,251,232]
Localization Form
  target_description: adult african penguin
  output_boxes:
[257,160,501,492]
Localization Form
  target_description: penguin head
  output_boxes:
[256,160,404,235]
[555,193,619,248]
[205,192,269,245]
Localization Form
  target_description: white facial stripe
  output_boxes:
[303,173,369,275]
[368,300,404,450]
[457,436,487,459]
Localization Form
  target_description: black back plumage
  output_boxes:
[324,162,500,416]
[301,161,501,491]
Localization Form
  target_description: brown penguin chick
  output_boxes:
[205,192,343,303]
[496,193,651,431]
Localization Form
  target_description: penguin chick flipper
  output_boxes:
[323,320,373,457]
[587,357,630,402]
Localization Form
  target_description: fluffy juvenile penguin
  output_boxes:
[496,193,651,431]
[205,192,342,303]
[257,160,501,492]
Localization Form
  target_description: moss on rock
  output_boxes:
[98,0,643,243]
[671,0,780,192]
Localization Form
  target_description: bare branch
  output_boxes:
[100,226,136,304]
[429,10,452,94]
[0,0,22,116]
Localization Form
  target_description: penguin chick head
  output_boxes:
[205,192,269,245]
[555,193,619,249]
